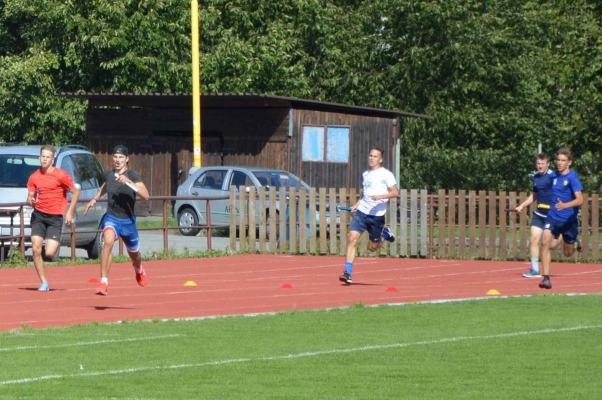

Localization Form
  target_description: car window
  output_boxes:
[0,155,40,187]
[69,153,105,190]
[193,170,227,190]
[229,171,253,190]
[59,156,77,181]
[252,172,309,190]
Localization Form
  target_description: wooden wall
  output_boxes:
[86,106,290,214]
[86,105,397,214]
[290,110,396,190]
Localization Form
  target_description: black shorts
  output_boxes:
[530,212,547,229]
[31,210,63,241]
[544,217,579,244]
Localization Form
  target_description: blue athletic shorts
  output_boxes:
[101,213,140,252]
[349,210,385,242]
[530,213,547,229]
[544,217,579,244]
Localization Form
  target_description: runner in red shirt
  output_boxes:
[26,145,80,291]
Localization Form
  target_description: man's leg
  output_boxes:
[122,221,146,287]
[31,236,48,290]
[366,216,387,253]
[524,226,543,277]
[539,229,554,289]
[43,238,60,260]
[561,242,574,257]
[340,231,361,283]
[341,211,367,284]
[367,238,383,253]
[96,229,116,295]
[100,230,116,279]
[561,221,580,257]
[127,249,147,286]
[128,249,142,268]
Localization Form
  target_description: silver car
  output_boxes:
[174,166,336,236]
[0,144,107,259]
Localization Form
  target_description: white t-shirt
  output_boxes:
[357,167,397,216]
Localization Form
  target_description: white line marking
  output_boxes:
[0,334,180,353]
[1,325,600,386]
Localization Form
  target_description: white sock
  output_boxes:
[135,266,143,274]
[101,277,108,284]
[530,258,539,272]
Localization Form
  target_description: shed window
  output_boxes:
[302,126,350,163]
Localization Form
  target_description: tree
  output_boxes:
[0,0,600,192]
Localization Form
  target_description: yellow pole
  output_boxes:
[191,0,201,167]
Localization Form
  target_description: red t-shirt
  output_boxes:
[27,168,74,215]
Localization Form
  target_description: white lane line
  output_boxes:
[0,334,180,352]
[1,325,600,386]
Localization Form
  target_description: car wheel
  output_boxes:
[178,207,201,236]
[86,230,104,259]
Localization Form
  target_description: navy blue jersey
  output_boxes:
[532,169,555,217]
[548,170,583,222]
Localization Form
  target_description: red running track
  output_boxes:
[1,255,601,331]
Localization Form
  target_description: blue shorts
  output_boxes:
[101,213,140,252]
[544,217,579,244]
[349,210,385,242]
[530,213,547,229]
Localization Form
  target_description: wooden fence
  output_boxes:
[227,187,602,261]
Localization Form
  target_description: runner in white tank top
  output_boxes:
[339,147,399,284]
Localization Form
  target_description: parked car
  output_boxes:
[0,144,107,259]
[174,166,338,237]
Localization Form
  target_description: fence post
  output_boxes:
[488,190,497,258]
[339,188,348,256]
[458,190,466,257]
[229,187,237,251]
[438,189,446,258]
[428,194,435,259]
[329,188,337,255]
[499,191,507,259]
[206,199,212,251]
[448,190,456,258]
[309,187,317,254]
[163,199,169,252]
[399,189,407,257]
[591,194,599,260]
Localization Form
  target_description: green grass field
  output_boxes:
[1,294,601,399]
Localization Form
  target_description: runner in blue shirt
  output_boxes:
[539,147,583,289]
[516,154,555,278]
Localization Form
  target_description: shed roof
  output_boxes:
[60,92,432,120]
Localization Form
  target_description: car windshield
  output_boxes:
[252,171,310,191]
[0,155,40,187]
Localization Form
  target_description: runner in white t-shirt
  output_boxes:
[339,147,399,284]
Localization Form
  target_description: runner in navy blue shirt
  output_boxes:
[539,148,583,290]
[516,154,555,278]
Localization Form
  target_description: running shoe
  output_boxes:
[538,277,552,290]
[38,282,49,292]
[96,282,108,296]
[135,268,147,287]
[522,269,541,278]
[382,227,395,243]
[339,272,353,284]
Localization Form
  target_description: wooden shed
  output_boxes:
[62,92,431,215]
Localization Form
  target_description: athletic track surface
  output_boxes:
[1,255,601,331]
